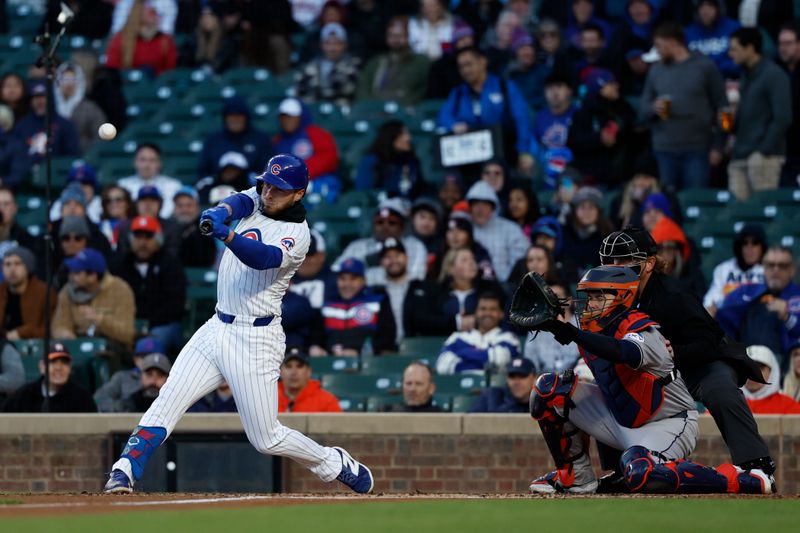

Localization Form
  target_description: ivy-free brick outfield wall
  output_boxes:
[0,414,797,494]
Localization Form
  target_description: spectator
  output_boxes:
[51,248,136,362]
[347,0,392,62]
[649,206,707,301]
[426,20,476,99]
[110,216,186,351]
[523,281,580,374]
[437,171,466,216]
[99,185,136,250]
[536,18,571,75]
[530,215,577,283]
[172,187,216,268]
[437,46,534,171]
[382,361,442,412]
[783,342,800,402]
[717,246,800,367]
[114,186,181,259]
[778,23,800,186]
[196,152,253,205]
[465,181,528,283]
[504,185,540,239]
[639,22,726,190]
[570,22,613,75]
[508,243,558,287]
[568,68,636,187]
[477,159,512,214]
[453,0,504,43]
[482,9,523,74]
[469,357,536,412]
[277,348,342,413]
[355,120,425,200]
[703,215,767,316]
[371,237,411,343]
[356,16,431,106]
[119,143,182,218]
[726,27,792,201]
[564,0,612,50]
[334,198,428,284]
[436,291,520,375]
[684,0,741,79]
[290,0,327,30]
[49,162,103,224]
[410,197,444,261]
[238,0,294,74]
[428,213,495,282]
[408,0,457,61]
[122,353,172,412]
[290,230,336,310]
[610,153,681,230]
[283,289,322,352]
[294,0,347,64]
[111,0,177,35]
[105,0,177,77]
[3,342,96,413]
[532,73,577,165]
[607,0,659,77]
[562,187,611,280]
[10,81,81,187]
[188,381,237,413]
[272,98,340,203]
[196,97,272,180]
[321,258,397,356]
[0,247,55,340]
[506,28,549,111]
[0,339,24,407]
[192,4,239,74]
[94,336,163,413]
[51,206,113,284]
[0,103,25,186]
[0,186,40,260]
[295,23,361,106]
[0,73,28,123]
[742,345,800,414]
[641,192,677,233]
[54,62,107,154]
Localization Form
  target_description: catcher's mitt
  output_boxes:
[509,272,567,330]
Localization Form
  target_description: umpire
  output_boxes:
[595,227,774,490]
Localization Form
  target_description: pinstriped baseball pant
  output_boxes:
[113,314,342,482]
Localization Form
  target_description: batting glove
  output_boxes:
[210,221,231,241]
[200,205,228,226]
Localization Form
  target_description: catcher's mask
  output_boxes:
[598,227,656,274]
[575,266,640,333]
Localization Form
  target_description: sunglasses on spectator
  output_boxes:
[764,261,792,270]
[61,234,86,242]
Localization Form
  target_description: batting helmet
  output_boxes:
[257,154,309,191]
[598,227,657,269]
[575,265,639,333]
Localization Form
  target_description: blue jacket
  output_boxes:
[685,17,741,79]
[12,112,81,184]
[468,385,528,413]
[532,104,578,158]
[196,97,273,178]
[437,74,532,155]
[717,282,800,354]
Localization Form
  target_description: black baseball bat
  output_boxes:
[199,219,213,236]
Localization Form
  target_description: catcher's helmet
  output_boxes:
[257,154,309,191]
[598,227,657,268]
[575,265,639,333]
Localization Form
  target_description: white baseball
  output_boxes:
[98,123,117,141]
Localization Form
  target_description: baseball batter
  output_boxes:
[512,266,773,495]
[104,154,373,494]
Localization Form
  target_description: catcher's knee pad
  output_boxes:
[530,369,577,420]
[621,445,679,494]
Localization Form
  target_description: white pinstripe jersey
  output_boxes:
[217,187,310,318]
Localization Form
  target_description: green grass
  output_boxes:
[3,499,798,533]
[0,499,22,505]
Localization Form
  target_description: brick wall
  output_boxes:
[0,414,797,494]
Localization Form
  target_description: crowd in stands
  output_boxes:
[0,0,799,415]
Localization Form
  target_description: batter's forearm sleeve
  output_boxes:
[226,232,283,270]
[220,193,255,220]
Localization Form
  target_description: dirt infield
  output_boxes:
[0,492,796,518]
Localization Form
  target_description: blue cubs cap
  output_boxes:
[506,358,535,376]
[173,185,199,202]
[258,154,309,191]
[337,257,365,277]
[134,336,165,356]
[64,248,107,274]
[67,161,98,187]
[641,192,673,219]
[138,185,162,201]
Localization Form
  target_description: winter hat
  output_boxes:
[641,192,673,219]
[452,21,475,44]
[465,181,499,207]
[511,28,534,53]
[3,246,36,274]
[59,182,87,208]
[412,196,444,222]
[571,186,603,209]
[59,215,90,238]
[650,215,689,262]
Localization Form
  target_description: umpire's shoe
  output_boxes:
[104,469,133,494]
[334,447,374,494]
[529,470,598,494]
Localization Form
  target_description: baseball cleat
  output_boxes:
[529,470,598,494]
[104,469,133,494]
[334,446,374,494]
[596,470,630,494]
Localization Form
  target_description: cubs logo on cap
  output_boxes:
[271,164,282,175]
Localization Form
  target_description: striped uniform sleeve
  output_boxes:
[435,332,462,375]
[262,222,310,270]
[487,331,521,369]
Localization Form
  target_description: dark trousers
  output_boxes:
[598,360,772,470]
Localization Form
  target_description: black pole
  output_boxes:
[35,5,73,412]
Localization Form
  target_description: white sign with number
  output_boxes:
[439,130,495,167]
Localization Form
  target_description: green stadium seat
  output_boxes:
[398,336,448,358]
[365,394,451,412]
[750,188,800,207]
[31,157,81,189]
[434,374,487,396]
[310,356,360,376]
[124,83,175,105]
[336,395,367,412]
[451,394,478,413]
[677,188,733,208]
[360,355,436,375]
[723,203,778,225]
[321,374,402,397]
[413,99,447,120]
[184,268,218,334]
[157,68,208,91]
[186,83,240,104]
[163,155,199,185]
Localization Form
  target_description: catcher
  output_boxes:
[510,267,774,494]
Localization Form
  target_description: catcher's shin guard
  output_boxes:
[120,425,166,480]
[621,446,773,494]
